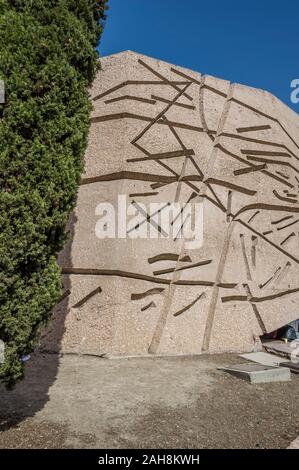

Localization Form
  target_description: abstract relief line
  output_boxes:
[234,163,267,176]
[131,288,165,301]
[277,218,299,231]
[236,219,299,265]
[90,112,205,133]
[247,156,299,175]
[274,261,292,286]
[92,80,191,102]
[141,301,156,312]
[126,149,195,163]
[105,95,157,105]
[173,292,206,318]
[198,76,216,142]
[215,142,296,189]
[148,253,192,264]
[271,215,294,225]
[80,171,183,185]
[129,192,159,198]
[251,236,258,269]
[225,97,299,155]
[72,286,102,309]
[153,260,212,277]
[131,83,193,145]
[127,201,170,237]
[236,125,272,133]
[280,232,296,247]
[62,268,236,288]
[151,94,196,110]
[221,132,298,160]
[273,190,297,204]
[240,234,252,281]
[276,170,290,180]
[248,211,260,224]
[175,72,299,156]
[259,267,281,289]
[222,287,299,304]
[138,59,193,102]
[243,283,267,334]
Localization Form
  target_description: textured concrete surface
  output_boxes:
[219,363,291,383]
[41,51,299,357]
[1,353,299,449]
[239,352,290,366]
[264,340,299,358]
[281,361,299,373]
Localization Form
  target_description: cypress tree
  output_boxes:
[0,0,108,387]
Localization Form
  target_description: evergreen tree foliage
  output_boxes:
[0,0,108,387]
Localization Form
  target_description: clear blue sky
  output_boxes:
[100,0,298,113]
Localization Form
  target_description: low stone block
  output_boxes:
[280,361,299,374]
[219,363,291,384]
[239,352,289,367]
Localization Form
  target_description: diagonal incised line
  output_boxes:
[161,115,202,194]
[138,59,193,101]
[127,148,195,163]
[131,82,192,145]
[127,201,169,237]
[92,80,190,102]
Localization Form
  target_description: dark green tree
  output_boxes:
[0,0,108,387]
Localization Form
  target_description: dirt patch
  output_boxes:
[0,353,298,448]
[0,417,96,449]
[125,370,299,449]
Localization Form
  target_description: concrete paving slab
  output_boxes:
[264,340,299,359]
[239,352,289,367]
[280,361,299,374]
[219,363,291,384]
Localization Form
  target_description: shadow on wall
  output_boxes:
[0,211,77,431]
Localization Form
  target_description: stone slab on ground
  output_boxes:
[239,352,289,367]
[219,363,291,384]
[263,340,299,359]
[280,362,299,374]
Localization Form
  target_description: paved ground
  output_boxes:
[0,353,298,449]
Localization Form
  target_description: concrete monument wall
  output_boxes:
[41,51,299,356]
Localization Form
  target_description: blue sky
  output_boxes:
[100,0,298,113]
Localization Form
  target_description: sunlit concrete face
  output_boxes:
[42,51,299,356]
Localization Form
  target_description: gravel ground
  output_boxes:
[0,353,298,449]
